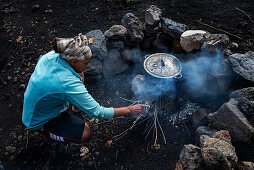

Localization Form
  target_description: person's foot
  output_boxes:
[72,105,81,113]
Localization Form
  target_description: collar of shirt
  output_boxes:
[57,52,82,81]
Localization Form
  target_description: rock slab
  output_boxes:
[208,98,254,142]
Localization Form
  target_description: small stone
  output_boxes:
[10,132,17,139]
[95,119,99,124]
[95,152,99,156]
[80,146,89,154]
[9,7,16,13]
[89,118,95,123]
[32,5,40,11]
[6,146,16,153]
[7,62,11,68]
[18,135,23,141]
[7,76,12,80]
[48,9,53,13]
[105,140,113,148]
[151,143,160,150]
[13,77,17,82]
[230,42,238,48]
[19,84,26,89]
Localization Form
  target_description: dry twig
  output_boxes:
[235,7,254,23]
[195,20,243,40]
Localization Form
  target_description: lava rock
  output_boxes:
[208,98,254,142]
[229,87,254,124]
[145,5,162,26]
[237,161,254,170]
[201,132,238,169]
[84,57,103,76]
[161,17,187,39]
[211,130,231,144]
[86,30,107,61]
[122,47,142,63]
[180,30,210,52]
[196,126,218,145]
[103,48,128,78]
[229,51,254,82]
[104,25,127,40]
[121,13,144,43]
[180,144,203,170]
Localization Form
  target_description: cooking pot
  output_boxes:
[144,53,182,79]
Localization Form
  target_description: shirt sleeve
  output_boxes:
[63,78,114,119]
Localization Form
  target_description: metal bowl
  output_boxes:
[144,53,182,79]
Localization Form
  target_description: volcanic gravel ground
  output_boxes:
[0,0,254,169]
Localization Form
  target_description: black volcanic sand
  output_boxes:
[0,0,254,169]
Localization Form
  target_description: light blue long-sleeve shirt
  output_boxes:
[22,51,114,130]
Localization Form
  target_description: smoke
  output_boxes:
[132,50,227,102]
[181,50,226,99]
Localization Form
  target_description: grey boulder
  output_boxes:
[161,17,187,39]
[208,98,254,142]
[104,25,127,40]
[121,13,144,43]
[145,5,162,26]
[86,30,107,61]
[229,51,254,82]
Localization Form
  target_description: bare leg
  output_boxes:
[80,123,92,143]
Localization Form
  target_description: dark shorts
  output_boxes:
[41,111,85,143]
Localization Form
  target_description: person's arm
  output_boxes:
[113,104,150,118]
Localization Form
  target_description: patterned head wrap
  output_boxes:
[52,33,92,60]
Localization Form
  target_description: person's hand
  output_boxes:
[128,104,150,117]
